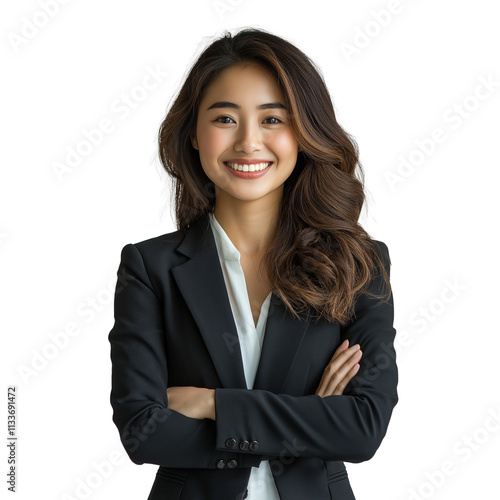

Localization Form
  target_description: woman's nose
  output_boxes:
[233,121,263,153]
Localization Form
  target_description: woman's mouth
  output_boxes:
[223,161,273,179]
[223,161,272,172]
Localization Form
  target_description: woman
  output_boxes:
[108,27,398,500]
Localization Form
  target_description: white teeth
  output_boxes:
[225,162,271,172]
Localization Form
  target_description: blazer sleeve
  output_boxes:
[214,240,398,463]
[108,243,266,469]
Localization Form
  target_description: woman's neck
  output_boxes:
[213,193,281,256]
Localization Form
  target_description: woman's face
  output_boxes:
[192,62,299,205]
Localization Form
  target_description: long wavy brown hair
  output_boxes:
[158,27,392,325]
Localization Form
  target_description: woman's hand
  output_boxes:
[315,340,362,397]
[166,342,360,417]
[166,386,216,420]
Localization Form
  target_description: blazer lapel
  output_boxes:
[171,213,312,393]
[253,296,311,393]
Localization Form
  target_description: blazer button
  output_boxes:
[225,437,236,448]
[227,459,238,469]
[249,440,259,451]
[239,440,249,450]
[216,459,226,469]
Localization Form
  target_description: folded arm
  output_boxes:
[108,243,265,468]
[213,241,398,463]
[109,240,398,467]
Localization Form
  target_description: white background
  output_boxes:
[1,1,499,499]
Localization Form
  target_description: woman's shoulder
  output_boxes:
[371,239,391,268]
[133,227,186,250]
[119,226,187,269]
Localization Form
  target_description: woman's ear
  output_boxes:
[191,134,199,150]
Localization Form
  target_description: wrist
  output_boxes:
[207,388,216,420]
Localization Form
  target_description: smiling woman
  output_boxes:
[191,62,299,238]
[108,27,398,500]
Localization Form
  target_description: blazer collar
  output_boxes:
[171,212,312,391]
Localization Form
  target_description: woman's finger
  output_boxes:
[315,343,359,394]
[315,340,352,390]
[315,345,362,397]
[331,362,360,396]
[323,349,362,396]
[320,350,362,397]
[328,339,349,364]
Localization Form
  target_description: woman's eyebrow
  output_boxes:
[206,101,288,111]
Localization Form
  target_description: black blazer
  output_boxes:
[108,212,398,500]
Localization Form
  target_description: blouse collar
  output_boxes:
[208,212,241,261]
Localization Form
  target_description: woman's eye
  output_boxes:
[214,116,234,124]
[264,117,282,125]
[213,116,283,125]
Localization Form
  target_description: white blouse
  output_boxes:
[209,212,281,500]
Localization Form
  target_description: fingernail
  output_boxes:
[350,343,360,350]
[354,350,362,358]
